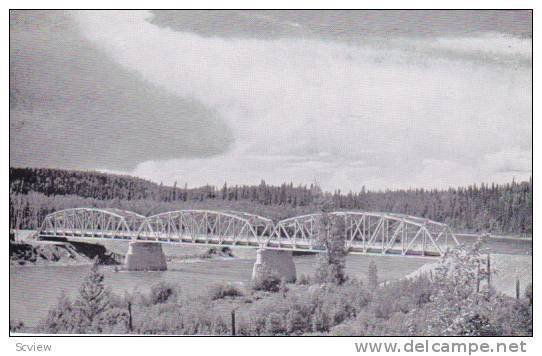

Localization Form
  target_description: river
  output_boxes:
[10,254,429,328]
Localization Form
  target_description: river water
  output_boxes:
[11,232,532,329]
[10,254,429,328]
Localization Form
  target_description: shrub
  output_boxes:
[39,292,84,333]
[220,246,233,257]
[149,282,177,305]
[525,283,532,305]
[311,307,331,332]
[40,264,114,334]
[98,307,130,333]
[329,321,359,336]
[296,274,312,285]
[9,320,25,333]
[200,247,217,258]
[210,315,230,335]
[201,246,233,258]
[235,316,253,336]
[208,282,243,300]
[283,295,313,333]
[489,297,532,336]
[252,272,282,292]
[367,261,378,288]
[264,312,286,335]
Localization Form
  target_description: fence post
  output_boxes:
[231,309,236,336]
[128,301,133,332]
[487,253,491,289]
[476,263,480,293]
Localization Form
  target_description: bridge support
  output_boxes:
[252,249,296,283]
[124,241,167,271]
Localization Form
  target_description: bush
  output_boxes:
[39,292,84,333]
[201,246,233,258]
[10,320,25,333]
[235,316,253,336]
[210,315,230,335]
[329,321,359,336]
[489,297,532,336]
[149,282,177,305]
[265,312,286,335]
[296,274,312,285]
[525,283,532,305]
[367,261,378,288]
[98,307,130,333]
[208,282,243,300]
[200,247,217,259]
[252,272,282,292]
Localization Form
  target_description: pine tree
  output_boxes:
[75,260,110,329]
[367,260,378,288]
[314,202,347,285]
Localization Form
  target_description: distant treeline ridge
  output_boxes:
[9,167,532,235]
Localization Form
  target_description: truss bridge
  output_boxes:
[39,208,459,256]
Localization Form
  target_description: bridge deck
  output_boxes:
[38,209,459,257]
[39,229,450,256]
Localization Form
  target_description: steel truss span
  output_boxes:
[39,208,459,256]
[138,210,275,246]
[39,208,145,240]
[273,212,459,256]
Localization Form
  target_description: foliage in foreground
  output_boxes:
[314,210,347,285]
[251,270,283,293]
[35,240,532,336]
[208,282,243,300]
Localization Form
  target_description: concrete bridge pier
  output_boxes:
[124,241,167,271]
[252,249,296,283]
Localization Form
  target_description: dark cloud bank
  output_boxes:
[10,10,532,190]
[10,11,233,171]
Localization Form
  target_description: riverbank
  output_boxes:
[9,239,122,266]
[405,253,532,297]
[10,253,429,328]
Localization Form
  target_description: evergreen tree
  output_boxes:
[367,260,379,289]
[74,261,110,329]
[314,201,347,285]
[8,167,533,235]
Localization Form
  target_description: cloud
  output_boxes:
[68,11,532,190]
[10,11,233,170]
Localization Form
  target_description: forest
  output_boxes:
[9,167,532,235]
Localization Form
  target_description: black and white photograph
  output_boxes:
[8,7,533,343]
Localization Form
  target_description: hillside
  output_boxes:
[9,167,532,235]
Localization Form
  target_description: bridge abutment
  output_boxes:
[124,241,167,271]
[252,249,296,283]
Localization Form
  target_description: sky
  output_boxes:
[10,10,532,191]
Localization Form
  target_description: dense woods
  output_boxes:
[9,167,532,235]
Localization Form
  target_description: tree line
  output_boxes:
[9,167,532,235]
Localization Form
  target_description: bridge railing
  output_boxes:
[37,208,459,256]
[38,208,142,240]
[270,212,459,255]
[136,210,274,247]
